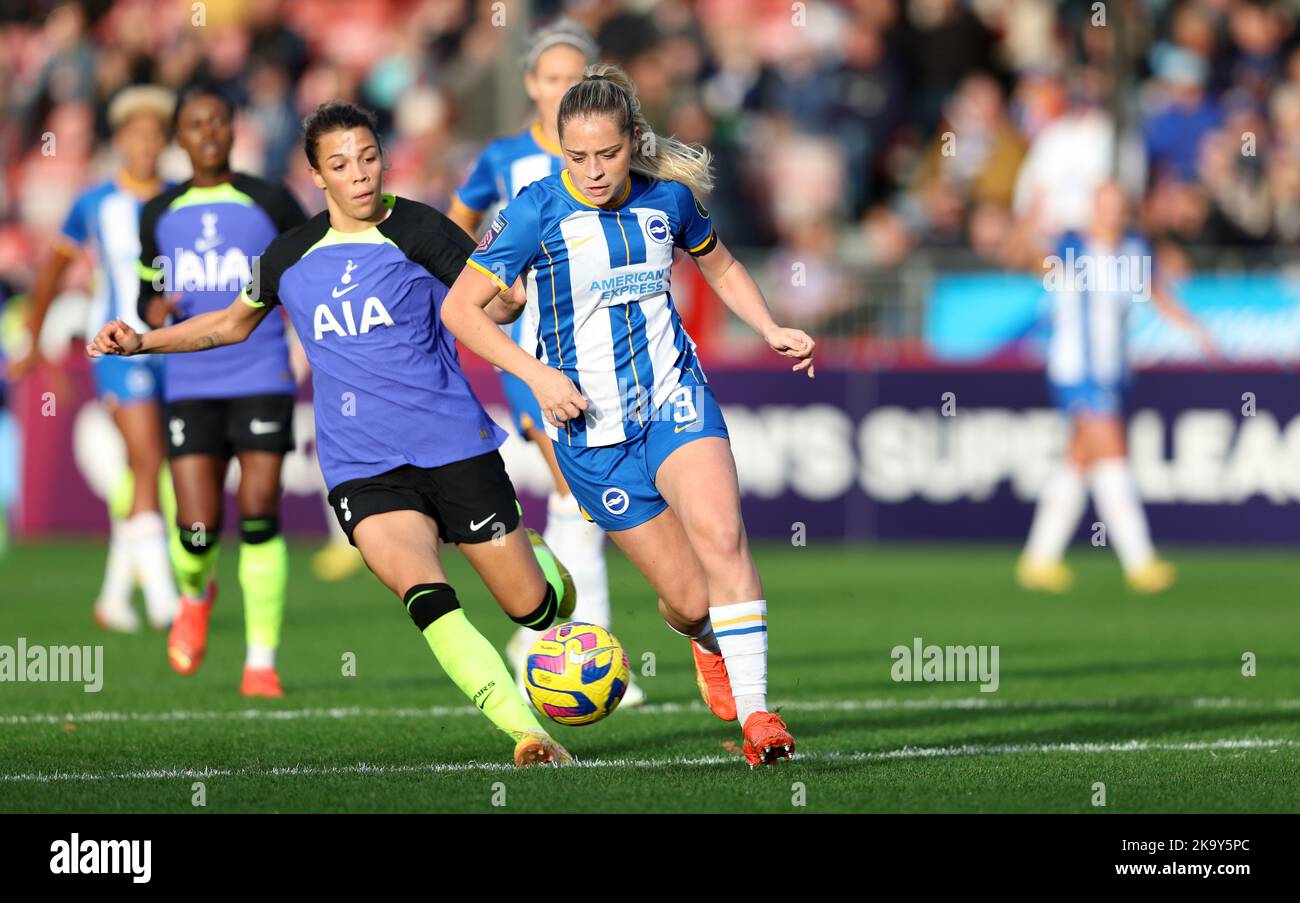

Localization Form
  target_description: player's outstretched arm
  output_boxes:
[442,265,588,427]
[87,295,270,358]
[692,237,816,378]
[1152,281,1218,361]
[6,243,75,379]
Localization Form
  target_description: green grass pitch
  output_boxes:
[1,540,1297,813]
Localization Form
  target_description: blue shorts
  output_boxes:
[500,370,545,438]
[1050,380,1124,416]
[554,383,729,532]
[94,355,164,407]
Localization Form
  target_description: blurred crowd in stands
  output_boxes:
[2,0,1299,335]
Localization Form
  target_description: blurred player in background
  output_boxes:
[0,279,18,559]
[136,83,307,696]
[7,86,179,632]
[92,101,578,766]
[444,66,816,767]
[446,20,642,706]
[1018,181,1217,595]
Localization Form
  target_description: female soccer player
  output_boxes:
[135,83,307,696]
[447,20,641,706]
[1017,181,1216,594]
[91,101,577,767]
[442,65,816,767]
[9,86,179,633]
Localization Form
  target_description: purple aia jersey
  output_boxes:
[243,194,506,490]
[138,175,306,402]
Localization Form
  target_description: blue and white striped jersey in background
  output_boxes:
[454,123,566,366]
[455,123,565,214]
[468,170,718,448]
[59,178,170,344]
[1046,229,1154,389]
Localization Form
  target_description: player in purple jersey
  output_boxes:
[8,86,180,633]
[443,65,816,767]
[135,83,307,697]
[90,101,578,767]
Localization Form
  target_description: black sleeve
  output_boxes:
[234,173,309,234]
[243,239,285,310]
[245,213,331,310]
[136,192,172,325]
[391,199,478,288]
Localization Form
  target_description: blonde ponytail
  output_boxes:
[557,63,714,196]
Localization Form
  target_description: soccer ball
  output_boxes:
[524,621,630,726]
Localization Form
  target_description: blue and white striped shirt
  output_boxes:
[468,171,718,447]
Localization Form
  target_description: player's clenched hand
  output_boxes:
[529,365,589,428]
[765,325,816,379]
[86,320,143,358]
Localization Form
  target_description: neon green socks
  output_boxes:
[405,583,544,737]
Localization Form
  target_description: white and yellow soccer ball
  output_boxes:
[524,622,630,726]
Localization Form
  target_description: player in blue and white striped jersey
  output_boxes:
[1019,182,1216,595]
[444,65,816,767]
[8,86,179,633]
[447,21,642,705]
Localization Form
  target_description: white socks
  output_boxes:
[1023,463,1087,563]
[543,490,610,628]
[123,511,179,627]
[1024,458,1157,574]
[710,600,768,723]
[246,644,276,669]
[1089,458,1155,573]
[97,520,135,612]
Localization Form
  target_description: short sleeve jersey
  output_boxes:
[138,173,307,401]
[244,195,507,490]
[467,171,716,447]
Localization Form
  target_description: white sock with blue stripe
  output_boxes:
[709,600,768,723]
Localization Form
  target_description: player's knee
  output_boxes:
[510,583,559,631]
[689,515,747,571]
[240,514,280,544]
[178,520,220,554]
[403,583,460,631]
[125,447,152,474]
[660,587,709,625]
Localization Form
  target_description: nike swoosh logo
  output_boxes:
[675,420,699,433]
[569,234,597,250]
[249,419,281,435]
[332,284,359,298]
[469,513,497,532]
[568,646,615,667]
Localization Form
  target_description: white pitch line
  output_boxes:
[2,738,1297,784]
[2,696,1298,727]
